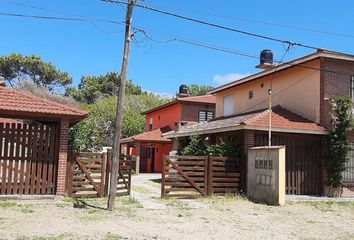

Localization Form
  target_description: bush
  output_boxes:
[326,96,354,188]
[180,135,240,157]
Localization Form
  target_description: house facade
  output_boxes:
[121,92,216,173]
[166,50,354,197]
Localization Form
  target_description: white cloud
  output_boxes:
[212,73,250,85]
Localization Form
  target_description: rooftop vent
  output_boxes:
[177,84,189,98]
[256,49,276,70]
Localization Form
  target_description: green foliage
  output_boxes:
[206,138,240,157]
[181,135,207,156]
[187,84,214,96]
[0,53,72,91]
[70,94,170,151]
[66,72,142,104]
[326,96,354,188]
[180,135,240,157]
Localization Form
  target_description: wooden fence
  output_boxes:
[161,155,241,198]
[67,151,131,198]
[0,122,58,195]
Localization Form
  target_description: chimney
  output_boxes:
[0,81,6,87]
[177,84,189,98]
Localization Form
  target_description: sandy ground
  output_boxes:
[0,175,354,240]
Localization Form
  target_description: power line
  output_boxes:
[0,10,353,78]
[202,12,354,39]
[100,0,321,50]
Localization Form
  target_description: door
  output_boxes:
[254,133,323,195]
[0,122,58,195]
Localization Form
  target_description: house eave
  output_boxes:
[164,125,328,138]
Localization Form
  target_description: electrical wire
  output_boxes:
[100,0,321,50]
[0,10,353,78]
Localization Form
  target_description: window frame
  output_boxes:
[198,110,214,123]
[223,95,234,116]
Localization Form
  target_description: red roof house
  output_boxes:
[121,89,216,173]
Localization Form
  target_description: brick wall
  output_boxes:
[57,119,69,195]
[320,58,354,129]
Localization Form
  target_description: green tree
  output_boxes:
[0,53,72,91]
[327,96,354,190]
[187,84,214,96]
[66,72,142,104]
[70,93,170,151]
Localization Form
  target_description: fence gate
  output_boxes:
[161,155,241,198]
[0,122,58,195]
[68,151,131,198]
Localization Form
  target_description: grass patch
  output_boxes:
[132,186,152,194]
[145,181,161,189]
[201,193,248,204]
[16,232,75,240]
[162,198,192,211]
[0,201,34,213]
[291,200,354,212]
[103,233,126,240]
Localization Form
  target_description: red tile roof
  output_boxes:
[0,86,88,121]
[165,105,327,138]
[177,95,216,104]
[121,128,172,144]
[244,106,327,132]
[142,94,216,115]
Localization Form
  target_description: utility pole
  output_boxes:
[268,88,272,147]
[108,0,137,211]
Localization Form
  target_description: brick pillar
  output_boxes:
[57,119,69,195]
[242,130,255,193]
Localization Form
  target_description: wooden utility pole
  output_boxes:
[108,0,137,211]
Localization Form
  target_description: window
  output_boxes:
[149,118,153,131]
[249,90,254,99]
[198,111,214,122]
[343,142,354,182]
[223,95,234,116]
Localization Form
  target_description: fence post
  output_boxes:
[161,155,167,198]
[204,155,209,196]
[128,156,132,196]
[66,151,74,196]
[100,152,107,198]
[207,155,213,196]
[104,149,112,197]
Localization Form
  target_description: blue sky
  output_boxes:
[1,0,354,95]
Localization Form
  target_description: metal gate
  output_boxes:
[0,122,58,195]
[255,133,323,195]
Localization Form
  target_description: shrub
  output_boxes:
[326,96,354,188]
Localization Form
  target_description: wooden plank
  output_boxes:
[0,123,8,194]
[29,125,38,195]
[18,124,27,195]
[75,157,101,194]
[166,157,205,195]
[161,155,167,198]
[24,125,33,195]
[35,124,44,194]
[12,123,22,195]
[7,123,16,194]
[41,125,50,194]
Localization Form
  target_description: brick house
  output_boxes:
[166,50,354,197]
[121,91,216,173]
[0,84,88,196]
